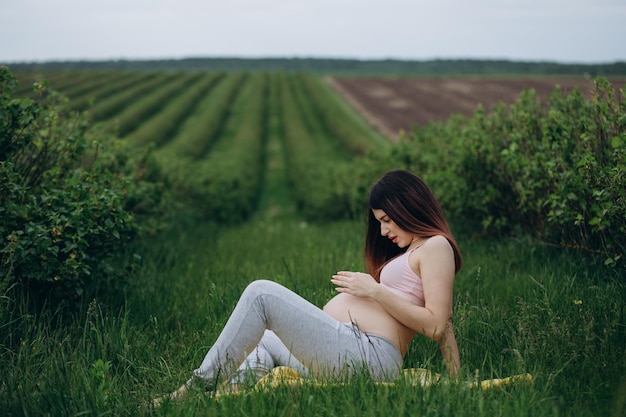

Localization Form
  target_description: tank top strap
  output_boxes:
[408,241,426,253]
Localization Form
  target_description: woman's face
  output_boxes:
[372,209,414,249]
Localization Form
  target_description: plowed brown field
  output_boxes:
[327,76,626,138]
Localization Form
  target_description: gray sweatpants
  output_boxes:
[190,280,403,386]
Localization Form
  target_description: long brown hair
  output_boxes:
[364,170,462,280]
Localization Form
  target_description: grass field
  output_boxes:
[2,70,625,416]
[2,153,625,417]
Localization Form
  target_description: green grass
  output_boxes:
[2,69,625,417]
[1,211,624,416]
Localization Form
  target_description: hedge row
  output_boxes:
[14,71,95,98]
[0,67,164,307]
[87,73,176,121]
[124,73,224,148]
[278,73,355,220]
[68,72,156,112]
[297,73,385,155]
[155,73,246,159]
[53,71,123,101]
[179,73,268,220]
[105,72,202,137]
[351,78,625,264]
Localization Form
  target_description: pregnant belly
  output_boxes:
[323,293,413,354]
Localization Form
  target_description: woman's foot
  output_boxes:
[152,384,189,407]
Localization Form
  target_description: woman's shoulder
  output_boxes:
[409,235,454,280]
[421,235,453,251]
[409,235,454,271]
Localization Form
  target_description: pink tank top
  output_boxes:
[379,248,425,306]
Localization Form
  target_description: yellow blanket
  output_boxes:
[214,366,533,400]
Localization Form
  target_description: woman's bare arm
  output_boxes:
[332,236,456,341]
[331,236,460,373]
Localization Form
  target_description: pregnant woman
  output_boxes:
[154,169,462,405]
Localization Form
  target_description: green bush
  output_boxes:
[355,78,625,265]
[0,66,165,308]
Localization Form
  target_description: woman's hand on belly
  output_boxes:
[331,271,380,298]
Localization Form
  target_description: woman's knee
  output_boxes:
[243,280,283,299]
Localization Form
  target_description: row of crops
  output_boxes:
[13,70,626,264]
[15,70,387,222]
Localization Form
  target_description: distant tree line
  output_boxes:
[5,57,626,75]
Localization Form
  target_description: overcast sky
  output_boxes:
[1,0,625,64]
